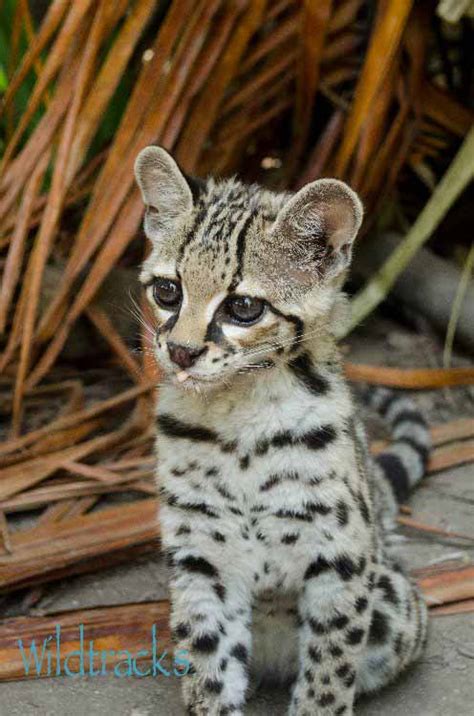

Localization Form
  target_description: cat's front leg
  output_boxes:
[169,554,252,716]
[290,561,373,716]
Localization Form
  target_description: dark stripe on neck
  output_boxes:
[288,352,329,395]
[158,414,218,443]
[254,424,336,454]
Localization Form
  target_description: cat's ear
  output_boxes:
[134,146,196,235]
[270,179,363,284]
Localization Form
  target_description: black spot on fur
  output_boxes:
[205,678,223,694]
[193,633,219,653]
[377,574,400,606]
[230,643,248,664]
[329,644,343,658]
[304,669,314,683]
[335,706,347,715]
[344,672,356,688]
[336,500,349,527]
[345,627,365,646]
[368,610,390,645]
[281,533,300,545]
[215,484,236,501]
[309,618,326,635]
[176,524,191,536]
[335,663,350,679]
[367,571,376,591]
[205,467,219,477]
[176,500,219,518]
[331,615,349,630]
[213,583,226,602]
[158,414,218,443]
[240,455,250,470]
[302,425,337,450]
[255,438,269,456]
[334,555,356,581]
[308,645,322,663]
[274,508,313,522]
[394,632,404,655]
[212,531,226,543]
[355,596,369,613]
[255,425,336,455]
[306,501,332,516]
[178,555,218,578]
[288,352,330,396]
[318,693,335,707]
[305,556,331,580]
[260,474,281,491]
[174,622,190,641]
[356,492,371,524]
[221,440,238,454]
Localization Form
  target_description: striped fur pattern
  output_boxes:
[134,147,430,716]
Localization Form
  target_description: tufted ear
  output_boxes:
[134,146,195,236]
[270,178,363,285]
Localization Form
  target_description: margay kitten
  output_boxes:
[134,146,431,716]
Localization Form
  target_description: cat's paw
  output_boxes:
[183,676,243,716]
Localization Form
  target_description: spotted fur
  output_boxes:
[134,147,430,716]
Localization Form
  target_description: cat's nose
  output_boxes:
[167,342,207,369]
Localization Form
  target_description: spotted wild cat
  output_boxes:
[134,146,430,716]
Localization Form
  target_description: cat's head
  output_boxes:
[135,146,362,390]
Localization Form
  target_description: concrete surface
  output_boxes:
[1,316,473,715]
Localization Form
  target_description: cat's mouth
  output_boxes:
[170,370,223,390]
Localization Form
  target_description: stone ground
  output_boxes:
[1,315,473,715]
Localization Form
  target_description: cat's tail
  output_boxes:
[362,387,432,505]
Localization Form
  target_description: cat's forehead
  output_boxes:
[169,178,284,292]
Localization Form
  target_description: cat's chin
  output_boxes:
[169,372,231,393]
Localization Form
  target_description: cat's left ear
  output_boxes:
[271,178,363,282]
[134,146,203,238]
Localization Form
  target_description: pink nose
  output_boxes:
[167,342,206,369]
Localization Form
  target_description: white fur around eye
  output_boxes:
[140,262,177,285]
[222,309,273,340]
[205,292,228,323]
[146,286,175,321]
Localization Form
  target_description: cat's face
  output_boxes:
[135,147,362,391]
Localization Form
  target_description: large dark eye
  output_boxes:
[225,295,265,324]
[152,278,182,309]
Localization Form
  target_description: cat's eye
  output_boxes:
[224,295,265,324]
[152,278,182,310]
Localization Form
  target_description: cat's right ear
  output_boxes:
[134,146,194,236]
